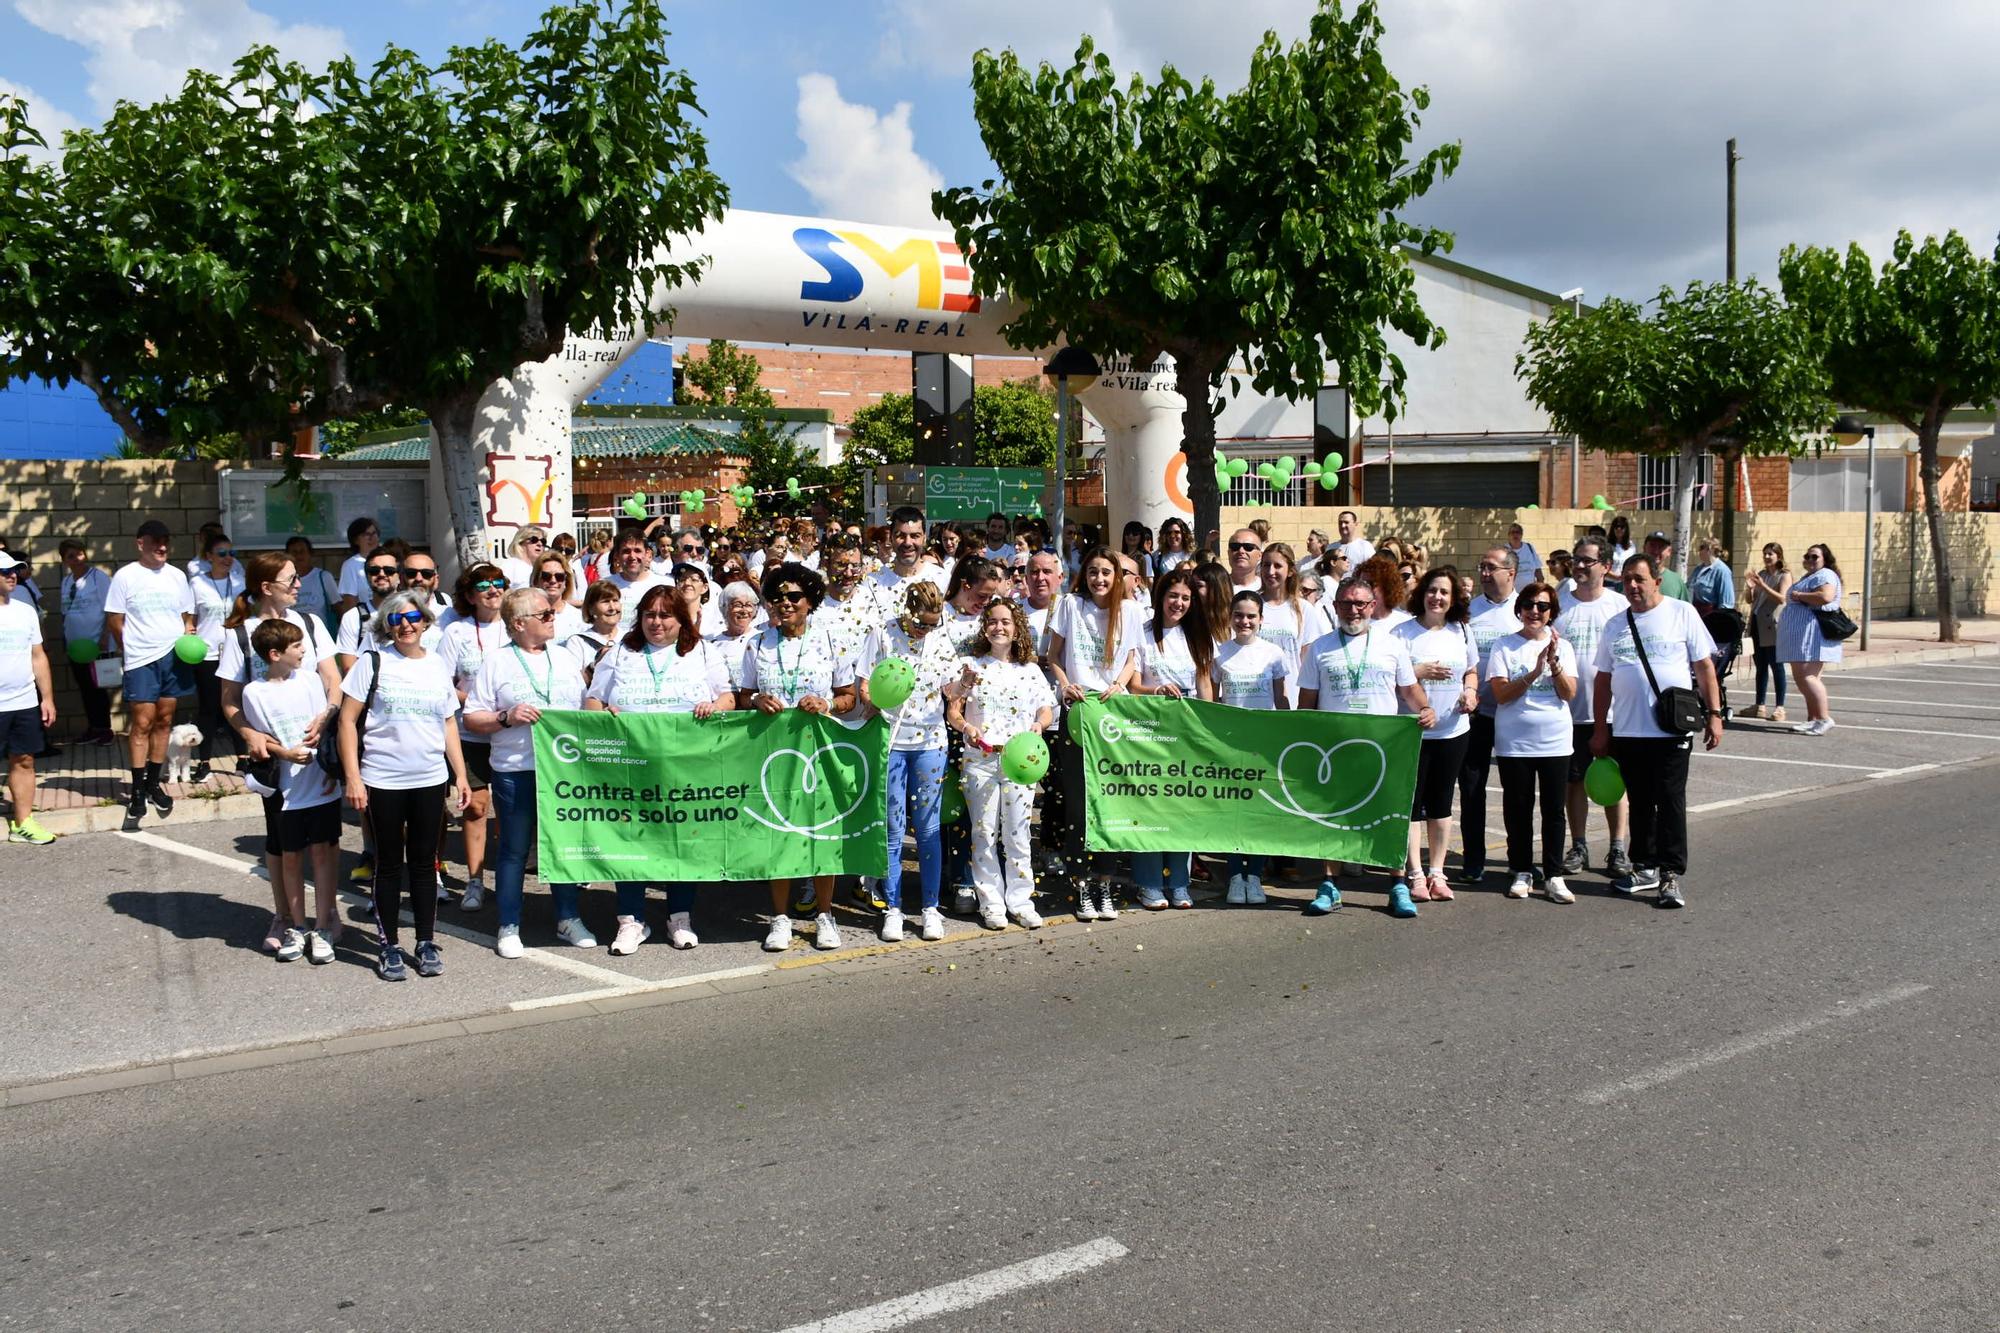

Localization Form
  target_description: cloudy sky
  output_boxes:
[4,0,1996,306]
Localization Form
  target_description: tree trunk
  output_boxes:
[1175,354,1223,557]
[1918,419,1959,642]
[1672,440,1700,578]
[427,392,490,582]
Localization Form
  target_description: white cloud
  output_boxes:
[13,0,346,117]
[786,72,945,227]
[0,76,82,160]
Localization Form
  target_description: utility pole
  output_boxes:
[1720,138,1742,564]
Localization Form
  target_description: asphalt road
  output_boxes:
[4,751,1997,1331]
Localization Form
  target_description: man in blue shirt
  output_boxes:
[1688,537,1736,615]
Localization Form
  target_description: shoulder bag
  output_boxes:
[316,650,378,778]
[1813,604,1859,641]
[1627,609,1705,735]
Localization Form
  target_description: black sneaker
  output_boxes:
[1654,874,1686,909]
[414,940,444,977]
[189,761,212,784]
[147,783,174,816]
[377,945,410,981]
[123,788,147,830]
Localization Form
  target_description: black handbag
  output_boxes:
[1814,606,1859,641]
[316,650,378,778]
[1627,610,1705,735]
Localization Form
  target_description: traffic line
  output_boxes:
[507,963,775,1011]
[119,829,259,874]
[1827,694,2000,711]
[1848,675,2000,687]
[1577,982,1931,1105]
[1867,763,1939,779]
[777,1236,1130,1333]
[1701,752,1880,772]
[1930,662,2000,670]
[1822,723,2000,741]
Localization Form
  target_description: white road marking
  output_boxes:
[1701,752,1881,771]
[119,830,259,874]
[1929,662,2000,670]
[778,1237,1130,1333]
[1848,675,2000,687]
[1827,694,2000,711]
[1577,983,1931,1105]
[507,963,775,1011]
[1867,763,1939,779]
[1686,785,1823,814]
[1822,723,2000,741]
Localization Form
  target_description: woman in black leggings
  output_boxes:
[337,591,469,981]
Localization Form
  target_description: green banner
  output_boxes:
[533,709,889,882]
[923,466,1046,521]
[1069,697,1420,867]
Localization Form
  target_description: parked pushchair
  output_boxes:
[1701,607,1746,723]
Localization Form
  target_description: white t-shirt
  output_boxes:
[59,566,112,646]
[1466,594,1524,715]
[1487,632,1579,758]
[300,563,343,626]
[942,602,987,658]
[958,655,1055,749]
[335,602,377,658]
[706,630,758,692]
[240,671,338,811]
[1593,600,1718,740]
[1139,624,1201,695]
[190,567,243,661]
[1553,592,1622,724]
[466,643,587,772]
[0,598,44,712]
[1049,595,1146,693]
[218,609,333,686]
[436,615,506,747]
[1509,541,1543,582]
[105,562,195,669]
[1258,597,1331,707]
[562,628,617,679]
[336,553,371,604]
[740,624,853,709]
[982,542,1018,566]
[497,556,536,590]
[861,619,960,751]
[341,649,456,789]
[867,564,947,607]
[1335,536,1376,566]
[586,639,731,715]
[605,572,665,631]
[1213,637,1289,710]
[1298,626,1415,715]
[1393,619,1476,741]
[1157,550,1192,574]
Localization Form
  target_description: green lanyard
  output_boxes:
[773,630,807,700]
[509,644,553,706]
[641,642,674,694]
[1337,627,1370,693]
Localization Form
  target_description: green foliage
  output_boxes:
[1779,230,2000,640]
[320,406,431,454]
[677,339,833,516]
[932,0,1458,538]
[0,0,728,460]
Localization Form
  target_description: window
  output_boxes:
[1638,453,1714,512]
[1788,456,1905,512]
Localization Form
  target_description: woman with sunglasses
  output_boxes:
[437,563,510,909]
[584,583,735,953]
[1779,543,1844,736]
[462,588,591,956]
[498,526,549,590]
[1129,568,1216,910]
[1487,580,1579,903]
[189,529,245,772]
[857,581,959,941]
[533,555,584,639]
[338,591,469,979]
[736,562,859,952]
[219,550,345,951]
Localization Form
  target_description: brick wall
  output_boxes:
[681,341,1044,425]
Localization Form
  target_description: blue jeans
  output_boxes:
[1131,852,1192,905]
[491,768,580,930]
[885,748,945,911]
[1224,854,1267,883]
[614,883,696,916]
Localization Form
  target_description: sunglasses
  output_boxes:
[367,564,399,576]
[1522,601,1558,614]
[678,545,707,555]
[387,609,425,627]
[212,548,234,558]
[1334,600,1375,611]
[402,566,437,579]
[521,609,557,623]
[474,579,507,592]
[520,537,546,547]
[536,571,568,582]
[1477,563,1503,573]
[1228,542,1261,553]
[770,589,811,604]
[1571,557,1600,568]
[906,617,941,633]
[273,575,301,589]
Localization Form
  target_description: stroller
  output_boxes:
[1701,607,1746,723]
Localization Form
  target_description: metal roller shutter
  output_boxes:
[1383,462,1540,508]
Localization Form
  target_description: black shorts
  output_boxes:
[0,706,45,758]
[1568,725,1596,783]
[262,795,342,855]
[464,743,493,790]
[1413,731,1471,821]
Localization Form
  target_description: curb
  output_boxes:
[1818,639,1999,675]
[33,790,265,838]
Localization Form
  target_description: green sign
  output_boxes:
[533,709,889,882]
[1068,697,1420,868]
[923,467,1046,521]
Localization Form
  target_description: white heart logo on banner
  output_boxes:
[745,742,871,838]
[1258,738,1388,829]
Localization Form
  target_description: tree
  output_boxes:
[933,0,1458,544]
[0,0,728,563]
[1516,280,1832,576]
[678,339,833,517]
[832,382,1059,505]
[1779,232,2000,642]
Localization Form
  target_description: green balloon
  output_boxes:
[869,657,915,710]
[1256,462,1278,482]
[1318,471,1338,491]
[786,476,802,499]
[1301,461,1322,477]
[1584,757,1626,806]
[1524,503,1539,511]
[1276,454,1297,474]
[621,496,646,520]
[1324,451,1344,472]
[173,633,207,665]
[1227,458,1250,476]
[1001,731,1050,785]
[67,637,99,665]
[940,769,966,823]
[1216,473,1232,495]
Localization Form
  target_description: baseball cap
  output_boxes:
[135,519,172,541]
[670,562,708,582]
[1645,530,1670,543]
[0,553,26,572]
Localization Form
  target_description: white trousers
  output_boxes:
[964,752,1034,915]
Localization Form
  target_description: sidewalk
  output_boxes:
[12,613,1998,839]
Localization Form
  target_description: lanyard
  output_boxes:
[1337,627,1370,693]
[773,629,808,700]
[641,642,674,693]
[509,644,553,705]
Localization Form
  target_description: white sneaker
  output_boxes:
[1225,874,1247,905]
[1811,718,1835,735]
[980,911,1007,930]
[459,877,487,912]
[667,911,698,949]
[555,917,599,949]
[609,916,650,955]
[436,866,449,902]
[305,929,335,965]
[763,915,792,952]
[953,887,977,915]
[920,907,946,941]
[1544,875,1575,905]
[1506,873,1534,899]
[813,912,842,950]
[274,927,305,962]
[495,924,524,958]
[1245,876,1267,906]
[1013,905,1045,930]
[880,909,905,942]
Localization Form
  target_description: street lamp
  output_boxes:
[1832,413,1876,650]
[1042,347,1102,564]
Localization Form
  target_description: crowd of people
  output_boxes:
[0,504,1856,977]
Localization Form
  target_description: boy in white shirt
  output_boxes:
[240,619,344,965]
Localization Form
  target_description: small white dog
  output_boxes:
[163,724,205,785]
